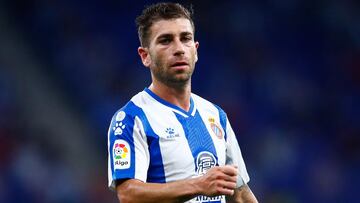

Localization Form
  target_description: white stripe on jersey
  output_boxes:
[133,116,149,182]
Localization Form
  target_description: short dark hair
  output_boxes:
[136,2,195,47]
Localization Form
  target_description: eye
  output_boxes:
[159,38,171,45]
[181,35,192,43]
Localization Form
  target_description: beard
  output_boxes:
[151,57,195,89]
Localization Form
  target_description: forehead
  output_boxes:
[149,18,194,39]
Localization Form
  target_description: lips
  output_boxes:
[171,61,189,67]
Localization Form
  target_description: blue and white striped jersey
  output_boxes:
[108,88,250,203]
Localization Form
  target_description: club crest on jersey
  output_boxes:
[196,151,217,175]
[113,111,126,135]
[208,117,223,139]
[113,139,130,169]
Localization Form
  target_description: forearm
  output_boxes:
[116,178,201,203]
[226,184,258,203]
[116,166,239,203]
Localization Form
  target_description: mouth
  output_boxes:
[170,61,189,68]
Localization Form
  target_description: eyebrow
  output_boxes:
[180,31,193,36]
[156,31,193,40]
[156,33,173,40]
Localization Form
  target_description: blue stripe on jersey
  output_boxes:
[126,101,166,183]
[109,107,136,180]
[144,88,194,116]
[214,105,228,141]
[175,110,219,172]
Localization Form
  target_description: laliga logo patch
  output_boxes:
[113,139,130,169]
[113,111,126,135]
[196,151,217,175]
[114,143,128,159]
[208,117,223,139]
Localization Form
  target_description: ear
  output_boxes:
[194,41,199,62]
[138,47,151,67]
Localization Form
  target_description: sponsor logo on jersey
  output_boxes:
[194,195,224,202]
[113,111,126,135]
[208,117,223,139]
[165,127,180,139]
[113,139,130,169]
[196,151,217,175]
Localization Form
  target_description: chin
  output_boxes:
[171,78,191,86]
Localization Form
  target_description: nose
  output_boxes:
[173,38,185,56]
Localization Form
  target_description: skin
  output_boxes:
[117,18,258,203]
[226,184,258,203]
[138,18,198,111]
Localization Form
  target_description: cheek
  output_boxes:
[152,51,167,65]
[147,51,156,66]
[190,48,198,63]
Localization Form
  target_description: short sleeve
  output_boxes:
[225,118,250,188]
[107,109,149,190]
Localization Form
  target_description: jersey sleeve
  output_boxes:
[107,110,150,190]
[223,116,250,188]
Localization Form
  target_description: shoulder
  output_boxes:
[191,93,227,116]
[191,93,229,136]
[111,91,149,122]
[108,91,150,137]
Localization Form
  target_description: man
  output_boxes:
[107,2,258,203]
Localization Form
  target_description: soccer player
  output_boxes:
[107,2,258,203]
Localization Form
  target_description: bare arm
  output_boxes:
[116,178,198,203]
[116,165,238,203]
[226,184,258,203]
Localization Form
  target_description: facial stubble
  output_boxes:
[150,54,195,89]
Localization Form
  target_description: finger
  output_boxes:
[217,172,238,185]
[220,180,237,190]
[219,165,238,176]
[222,174,237,183]
[214,171,237,183]
[217,187,235,196]
[218,181,236,190]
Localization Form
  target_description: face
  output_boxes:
[138,18,199,88]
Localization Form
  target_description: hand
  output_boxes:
[196,165,238,197]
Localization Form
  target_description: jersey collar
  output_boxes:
[144,87,196,117]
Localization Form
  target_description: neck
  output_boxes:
[149,80,191,112]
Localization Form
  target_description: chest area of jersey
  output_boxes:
[146,109,226,172]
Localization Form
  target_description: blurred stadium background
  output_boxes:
[0,0,359,202]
